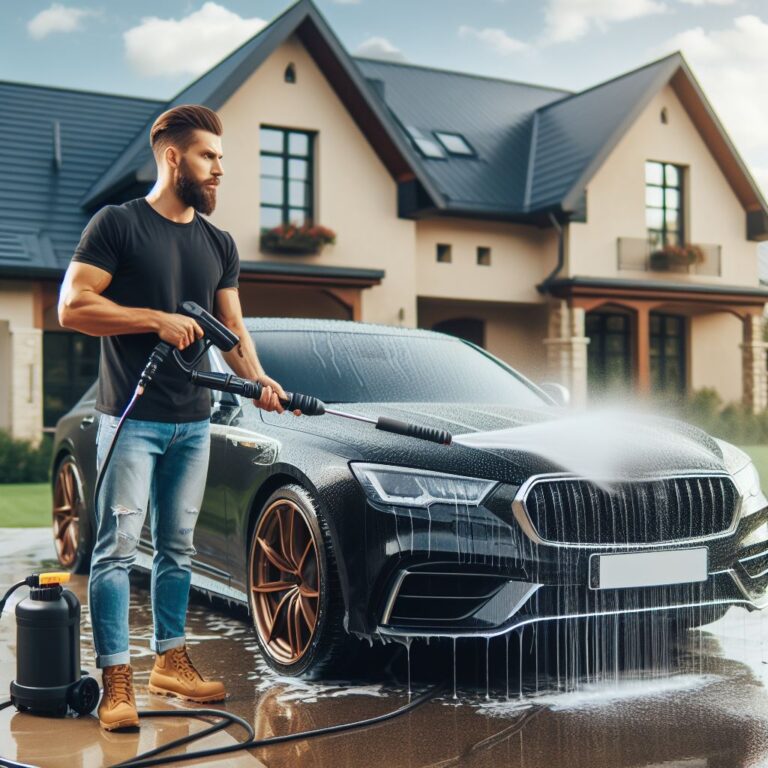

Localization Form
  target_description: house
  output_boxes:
[1,0,767,443]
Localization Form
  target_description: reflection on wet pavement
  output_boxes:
[3,530,768,767]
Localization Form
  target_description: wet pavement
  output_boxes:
[4,529,768,767]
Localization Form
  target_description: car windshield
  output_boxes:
[248,329,548,406]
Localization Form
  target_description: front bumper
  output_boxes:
[355,481,768,638]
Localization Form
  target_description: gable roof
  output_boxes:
[0,80,161,273]
[354,58,569,215]
[361,51,768,232]
[81,0,439,210]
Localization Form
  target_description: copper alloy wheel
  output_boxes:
[250,498,321,665]
[52,458,83,568]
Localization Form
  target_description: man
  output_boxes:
[59,104,294,731]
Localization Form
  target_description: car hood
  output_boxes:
[259,402,729,485]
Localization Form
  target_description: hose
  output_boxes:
[111,684,441,768]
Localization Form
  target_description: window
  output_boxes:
[650,313,686,395]
[436,243,452,263]
[284,63,296,84]
[434,132,474,156]
[260,126,314,229]
[477,246,491,266]
[43,332,100,428]
[645,160,684,249]
[406,126,445,159]
[586,311,632,394]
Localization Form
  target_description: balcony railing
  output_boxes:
[617,238,722,277]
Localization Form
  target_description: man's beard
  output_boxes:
[174,159,217,215]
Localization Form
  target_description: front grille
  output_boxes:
[520,475,738,546]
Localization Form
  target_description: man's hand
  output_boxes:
[156,312,204,350]
[253,374,302,416]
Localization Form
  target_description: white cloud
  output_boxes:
[458,26,529,55]
[331,0,361,4]
[355,36,405,62]
[660,15,768,197]
[123,2,266,78]
[679,0,736,5]
[27,3,95,40]
[543,0,668,43]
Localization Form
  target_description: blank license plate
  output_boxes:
[590,548,708,590]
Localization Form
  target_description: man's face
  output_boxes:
[173,130,224,215]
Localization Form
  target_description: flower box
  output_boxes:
[649,243,705,271]
[260,223,336,255]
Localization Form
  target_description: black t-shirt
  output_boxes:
[72,198,240,422]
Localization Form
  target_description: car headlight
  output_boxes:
[716,439,768,518]
[350,463,496,508]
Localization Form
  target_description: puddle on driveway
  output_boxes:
[3,530,768,767]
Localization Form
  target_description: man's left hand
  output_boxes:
[252,374,302,415]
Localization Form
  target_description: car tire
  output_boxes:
[52,454,92,574]
[247,484,358,678]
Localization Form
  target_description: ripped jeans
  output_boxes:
[88,414,210,668]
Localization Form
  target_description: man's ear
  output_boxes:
[164,145,180,170]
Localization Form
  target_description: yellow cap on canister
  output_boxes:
[37,572,71,586]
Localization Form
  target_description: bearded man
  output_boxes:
[58,105,292,730]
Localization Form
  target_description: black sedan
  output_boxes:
[51,319,768,677]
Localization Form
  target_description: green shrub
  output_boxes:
[677,388,768,444]
[0,431,53,483]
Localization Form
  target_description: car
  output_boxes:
[51,318,768,677]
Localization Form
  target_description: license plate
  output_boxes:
[589,547,708,590]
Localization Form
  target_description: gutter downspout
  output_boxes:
[537,211,565,293]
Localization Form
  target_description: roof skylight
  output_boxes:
[406,126,446,159]
[434,132,474,156]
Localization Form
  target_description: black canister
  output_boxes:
[11,584,81,714]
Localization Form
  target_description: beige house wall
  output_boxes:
[415,219,557,305]
[417,299,549,382]
[569,84,757,286]
[212,36,416,328]
[689,312,743,404]
[0,282,42,442]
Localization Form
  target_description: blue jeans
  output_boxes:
[89,414,210,668]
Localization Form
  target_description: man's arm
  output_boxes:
[59,262,203,350]
[214,288,298,415]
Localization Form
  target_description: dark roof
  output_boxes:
[0,80,161,272]
[548,276,768,300]
[354,57,569,214]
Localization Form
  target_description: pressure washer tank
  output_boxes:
[9,578,99,717]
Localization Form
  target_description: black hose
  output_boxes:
[110,684,441,768]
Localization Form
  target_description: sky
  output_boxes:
[4,0,768,194]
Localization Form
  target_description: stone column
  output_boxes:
[8,326,43,444]
[543,300,590,407]
[741,313,767,413]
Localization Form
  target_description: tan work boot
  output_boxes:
[98,664,139,731]
[148,646,226,703]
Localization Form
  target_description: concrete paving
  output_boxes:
[2,529,768,767]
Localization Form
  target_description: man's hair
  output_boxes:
[150,104,222,156]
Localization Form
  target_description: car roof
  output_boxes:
[243,317,456,339]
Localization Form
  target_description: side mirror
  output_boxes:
[540,382,571,407]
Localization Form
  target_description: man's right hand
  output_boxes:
[156,312,204,350]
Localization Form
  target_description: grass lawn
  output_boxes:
[0,483,51,527]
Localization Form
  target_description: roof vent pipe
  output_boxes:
[53,120,62,172]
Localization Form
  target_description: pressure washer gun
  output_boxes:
[162,301,452,446]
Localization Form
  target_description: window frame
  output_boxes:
[649,312,687,396]
[433,131,476,157]
[645,160,685,248]
[259,125,315,229]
